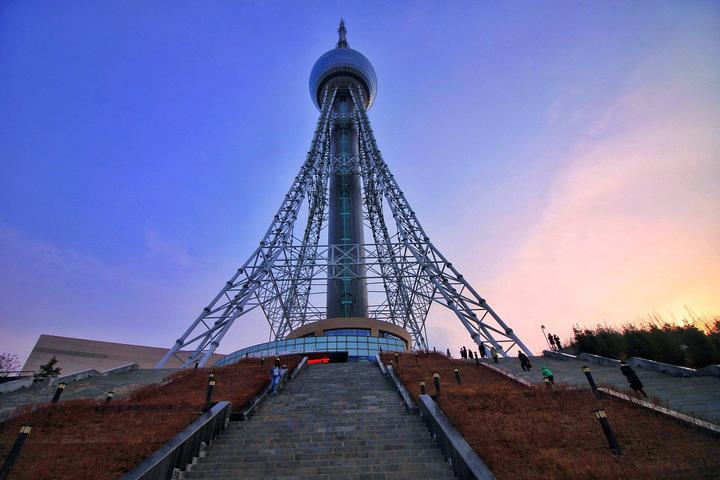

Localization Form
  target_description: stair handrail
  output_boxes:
[121,400,232,480]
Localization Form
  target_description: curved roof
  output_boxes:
[309,47,377,110]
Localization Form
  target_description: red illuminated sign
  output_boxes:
[307,357,330,364]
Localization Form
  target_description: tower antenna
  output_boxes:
[337,18,348,48]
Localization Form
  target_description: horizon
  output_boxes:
[1,2,719,365]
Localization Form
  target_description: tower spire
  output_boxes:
[337,18,348,48]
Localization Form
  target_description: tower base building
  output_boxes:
[215,318,409,366]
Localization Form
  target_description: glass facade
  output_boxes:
[380,331,406,343]
[214,334,405,367]
[325,328,370,337]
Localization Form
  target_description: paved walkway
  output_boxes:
[484,355,720,424]
[0,369,175,421]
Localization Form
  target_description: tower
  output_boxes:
[157,21,532,368]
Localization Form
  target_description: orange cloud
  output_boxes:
[427,53,720,354]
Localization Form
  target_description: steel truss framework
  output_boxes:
[157,85,532,368]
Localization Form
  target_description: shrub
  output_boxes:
[570,313,720,367]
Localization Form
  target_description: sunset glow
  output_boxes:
[1,2,718,361]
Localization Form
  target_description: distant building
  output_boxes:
[22,334,224,373]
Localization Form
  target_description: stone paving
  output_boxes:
[184,362,454,480]
[485,354,720,424]
[0,368,175,421]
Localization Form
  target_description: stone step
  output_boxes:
[198,452,446,466]
[183,362,455,479]
[201,447,444,462]
[186,462,453,478]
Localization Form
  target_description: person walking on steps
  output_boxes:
[447,348,452,358]
[541,366,554,384]
[460,346,466,359]
[490,346,499,364]
[518,351,532,371]
[620,361,647,397]
[270,359,282,396]
[479,343,487,358]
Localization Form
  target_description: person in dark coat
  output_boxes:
[517,351,532,371]
[479,343,487,358]
[620,361,647,397]
[553,334,562,350]
[548,333,557,350]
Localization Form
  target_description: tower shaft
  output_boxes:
[327,93,368,318]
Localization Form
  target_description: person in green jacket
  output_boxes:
[541,366,554,384]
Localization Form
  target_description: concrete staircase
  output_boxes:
[0,368,174,421]
[488,355,720,424]
[184,362,454,480]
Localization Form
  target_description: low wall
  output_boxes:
[121,401,232,480]
[544,351,720,378]
[418,395,496,480]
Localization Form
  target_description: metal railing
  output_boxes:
[121,401,232,480]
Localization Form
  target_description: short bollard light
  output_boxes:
[420,381,426,395]
[433,372,441,399]
[475,355,480,366]
[454,368,461,384]
[105,391,114,403]
[51,382,67,404]
[414,353,419,364]
[543,377,552,389]
[194,362,199,370]
[394,352,399,364]
[0,425,32,478]
[582,366,601,397]
[260,357,264,366]
[205,374,216,410]
[594,408,622,455]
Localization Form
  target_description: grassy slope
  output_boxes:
[0,356,301,480]
[384,353,720,480]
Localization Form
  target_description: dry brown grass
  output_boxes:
[0,355,301,480]
[384,352,720,480]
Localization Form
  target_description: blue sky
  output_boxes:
[2,1,719,363]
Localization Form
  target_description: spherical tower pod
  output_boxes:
[309,19,377,110]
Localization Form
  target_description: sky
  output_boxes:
[1,1,719,364]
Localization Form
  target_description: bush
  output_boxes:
[570,314,720,368]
